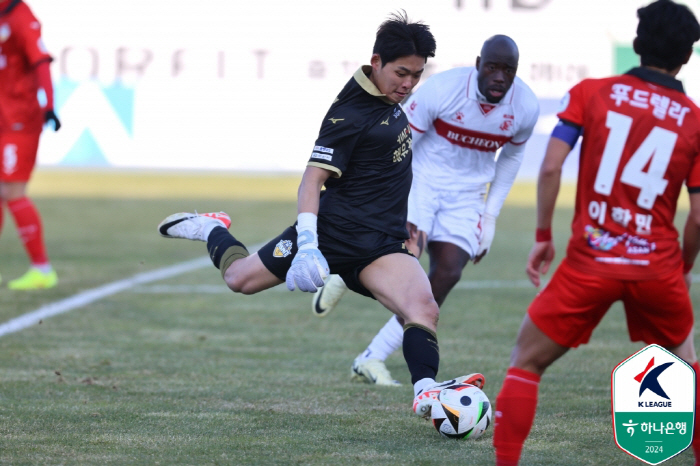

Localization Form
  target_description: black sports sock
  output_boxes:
[403,324,439,384]
[206,226,249,273]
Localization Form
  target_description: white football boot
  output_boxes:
[412,373,486,418]
[351,357,401,387]
[158,212,231,242]
[312,274,348,317]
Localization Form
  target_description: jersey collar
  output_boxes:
[353,66,395,105]
[625,67,685,94]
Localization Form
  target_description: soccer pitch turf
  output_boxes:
[0,169,696,465]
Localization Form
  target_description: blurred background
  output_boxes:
[30,0,700,183]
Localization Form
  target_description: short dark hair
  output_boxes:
[372,11,436,67]
[635,0,700,70]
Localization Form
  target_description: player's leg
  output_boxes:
[158,213,284,294]
[359,252,484,416]
[426,188,481,306]
[494,260,620,466]
[350,223,429,385]
[426,241,471,306]
[352,227,469,384]
[351,314,404,386]
[494,315,568,466]
[1,132,57,290]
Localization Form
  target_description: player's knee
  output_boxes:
[431,264,463,289]
[413,291,440,326]
[223,265,255,294]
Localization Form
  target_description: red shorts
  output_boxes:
[0,131,41,182]
[528,258,693,348]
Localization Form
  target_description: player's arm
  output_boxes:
[526,120,580,286]
[476,102,541,263]
[682,191,700,289]
[16,11,59,131]
[474,142,526,264]
[286,166,333,292]
[35,60,60,131]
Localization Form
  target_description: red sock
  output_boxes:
[493,367,541,466]
[692,362,700,465]
[8,197,49,266]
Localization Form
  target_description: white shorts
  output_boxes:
[407,178,486,257]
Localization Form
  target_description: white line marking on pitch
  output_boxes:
[0,257,211,337]
[3,253,698,338]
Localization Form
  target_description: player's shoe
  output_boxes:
[351,357,401,387]
[412,373,486,418]
[312,274,347,317]
[8,268,58,290]
[157,212,231,242]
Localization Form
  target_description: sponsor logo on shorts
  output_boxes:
[311,152,332,161]
[273,239,293,258]
[313,145,334,154]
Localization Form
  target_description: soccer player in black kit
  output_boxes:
[157,12,485,418]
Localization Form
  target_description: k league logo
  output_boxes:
[612,344,695,465]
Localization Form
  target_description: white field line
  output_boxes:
[0,257,210,337]
[0,241,266,338]
[3,252,699,338]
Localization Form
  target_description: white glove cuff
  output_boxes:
[296,212,318,250]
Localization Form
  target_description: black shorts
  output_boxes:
[258,220,414,298]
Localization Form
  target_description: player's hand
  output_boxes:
[526,240,555,287]
[684,271,692,291]
[44,109,61,131]
[286,230,329,292]
[473,213,496,264]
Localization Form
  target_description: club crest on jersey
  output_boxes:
[500,120,513,131]
[273,240,293,258]
[409,101,417,111]
[393,108,402,119]
[452,111,465,123]
[0,24,10,43]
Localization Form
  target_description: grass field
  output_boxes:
[0,169,697,465]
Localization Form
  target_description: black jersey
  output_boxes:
[308,66,413,240]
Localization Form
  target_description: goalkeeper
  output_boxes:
[157,12,484,419]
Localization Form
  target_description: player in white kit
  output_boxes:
[313,35,540,385]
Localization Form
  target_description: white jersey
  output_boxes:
[404,66,539,190]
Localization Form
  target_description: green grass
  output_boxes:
[0,172,697,465]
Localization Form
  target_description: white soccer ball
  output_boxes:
[431,383,492,440]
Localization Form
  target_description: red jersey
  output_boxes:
[558,68,700,280]
[0,0,51,133]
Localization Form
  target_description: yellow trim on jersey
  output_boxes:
[308,161,342,178]
[353,66,394,105]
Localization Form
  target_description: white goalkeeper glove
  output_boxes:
[474,213,496,264]
[286,214,330,292]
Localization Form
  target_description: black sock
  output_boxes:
[403,324,439,384]
[206,226,248,269]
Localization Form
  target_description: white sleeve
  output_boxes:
[484,142,526,218]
